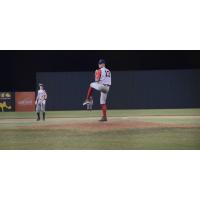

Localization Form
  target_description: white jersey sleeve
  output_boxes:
[99,67,111,86]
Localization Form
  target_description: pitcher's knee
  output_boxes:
[100,100,106,105]
[90,82,94,88]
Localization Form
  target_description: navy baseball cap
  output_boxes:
[98,59,106,64]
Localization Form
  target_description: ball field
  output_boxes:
[0,109,200,150]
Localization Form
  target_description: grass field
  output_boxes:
[0,109,200,150]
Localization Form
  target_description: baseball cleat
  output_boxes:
[99,116,107,122]
[83,99,90,106]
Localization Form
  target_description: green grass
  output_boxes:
[0,128,200,150]
[0,109,200,150]
[1,108,200,119]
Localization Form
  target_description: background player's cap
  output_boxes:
[39,83,43,86]
[98,59,106,64]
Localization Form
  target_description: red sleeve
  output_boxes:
[95,69,102,81]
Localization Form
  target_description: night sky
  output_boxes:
[0,50,200,91]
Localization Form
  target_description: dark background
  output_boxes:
[1,50,200,91]
[1,50,200,109]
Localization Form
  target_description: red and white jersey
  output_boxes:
[97,67,111,86]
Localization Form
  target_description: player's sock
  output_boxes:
[37,112,40,120]
[43,112,45,120]
[101,104,107,117]
[86,87,93,99]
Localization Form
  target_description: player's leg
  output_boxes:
[89,102,93,111]
[83,82,99,105]
[90,82,109,93]
[99,92,108,122]
[83,82,108,106]
[36,103,41,121]
[41,102,46,121]
[83,84,94,105]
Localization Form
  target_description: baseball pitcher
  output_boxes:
[35,83,47,121]
[83,59,111,121]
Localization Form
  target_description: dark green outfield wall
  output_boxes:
[36,69,200,110]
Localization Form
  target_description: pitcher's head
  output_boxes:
[98,59,106,68]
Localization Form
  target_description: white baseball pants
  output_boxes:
[90,82,110,104]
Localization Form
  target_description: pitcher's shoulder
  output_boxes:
[105,67,111,71]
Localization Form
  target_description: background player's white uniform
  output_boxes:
[90,67,111,104]
[87,97,93,110]
[36,89,47,112]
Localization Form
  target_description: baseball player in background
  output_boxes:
[87,96,93,111]
[35,83,47,121]
[83,59,111,121]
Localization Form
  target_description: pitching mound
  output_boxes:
[17,116,200,132]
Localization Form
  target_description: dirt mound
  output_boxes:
[18,118,200,131]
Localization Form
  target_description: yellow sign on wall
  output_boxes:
[0,92,14,112]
